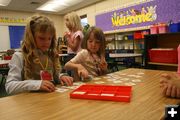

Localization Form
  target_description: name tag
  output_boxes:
[40,70,53,81]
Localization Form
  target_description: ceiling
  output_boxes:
[0,0,103,15]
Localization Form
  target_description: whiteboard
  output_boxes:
[0,26,10,51]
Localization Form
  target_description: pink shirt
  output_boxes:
[67,30,84,54]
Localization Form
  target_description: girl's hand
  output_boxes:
[77,64,89,79]
[64,32,71,41]
[40,80,56,92]
[64,32,70,37]
[160,73,180,98]
[60,76,73,86]
[161,84,180,98]
[160,73,180,88]
[99,57,108,71]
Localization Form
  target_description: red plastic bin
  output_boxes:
[70,84,132,102]
[158,23,168,34]
[148,49,178,64]
[134,31,143,39]
[150,25,158,34]
[3,56,12,60]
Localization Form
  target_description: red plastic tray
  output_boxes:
[70,84,132,102]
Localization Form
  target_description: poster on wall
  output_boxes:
[9,26,25,49]
[95,0,180,32]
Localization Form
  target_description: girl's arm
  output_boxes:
[64,61,89,79]
[68,35,81,52]
[5,52,42,95]
[99,56,108,74]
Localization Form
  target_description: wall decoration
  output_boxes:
[0,17,27,23]
[9,26,25,49]
[95,0,180,32]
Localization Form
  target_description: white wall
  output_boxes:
[0,10,63,51]
[0,25,10,51]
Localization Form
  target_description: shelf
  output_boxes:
[134,48,144,50]
[148,62,178,67]
[145,32,180,37]
[105,29,149,69]
[115,39,133,41]
[104,26,150,34]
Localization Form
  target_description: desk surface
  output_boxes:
[0,60,10,65]
[58,53,69,57]
[109,53,142,58]
[0,68,179,120]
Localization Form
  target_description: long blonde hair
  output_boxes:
[21,15,60,80]
[65,12,82,31]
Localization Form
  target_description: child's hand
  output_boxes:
[64,32,70,37]
[77,64,89,79]
[60,76,73,86]
[160,73,180,98]
[40,80,56,92]
[64,32,71,40]
[99,57,108,71]
[161,84,180,98]
[160,73,180,88]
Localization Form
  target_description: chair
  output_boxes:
[0,68,9,98]
[105,51,119,73]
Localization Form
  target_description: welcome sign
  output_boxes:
[95,0,180,32]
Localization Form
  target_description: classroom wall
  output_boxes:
[68,0,148,27]
[0,0,147,51]
[0,10,63,51]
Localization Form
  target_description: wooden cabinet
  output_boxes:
[144,32,180,71]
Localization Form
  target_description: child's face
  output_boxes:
[87,33,101,54]
[35,32,53,52]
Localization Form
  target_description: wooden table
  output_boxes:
[0,68,179,120]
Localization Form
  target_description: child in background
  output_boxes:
[64,26,108,80]
[64,12,84,54]
[5,15,73,95]
[160,73,180,98]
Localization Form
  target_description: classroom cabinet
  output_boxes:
[105,32,134,52]
[105,30,149,67]
[105,30,149,53]
[144,32,180,71]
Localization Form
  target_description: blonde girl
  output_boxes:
[6,15,73,95]
[64,12,84,54]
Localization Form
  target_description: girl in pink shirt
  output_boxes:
[64,12,84,54]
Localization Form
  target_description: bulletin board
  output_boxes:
[9,26,25,49]
[95,0,180,32]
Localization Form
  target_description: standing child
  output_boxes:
[64,12,84,54]
[64,26,108,80]
[5,15,73,95]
